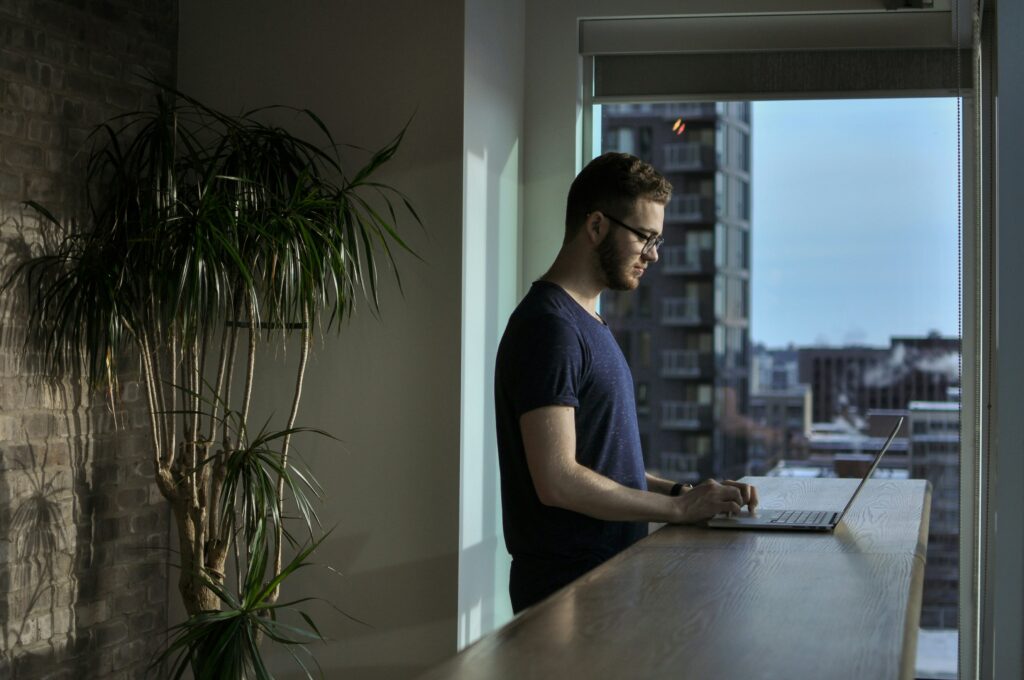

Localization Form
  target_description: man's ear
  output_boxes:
[587,211,605,241]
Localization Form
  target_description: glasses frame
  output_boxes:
[601,212,665,256]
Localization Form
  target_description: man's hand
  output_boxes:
[669,479,759,524]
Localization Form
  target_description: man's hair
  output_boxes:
[564,152,673,240]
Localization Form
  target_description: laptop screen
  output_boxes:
[834,416,905,525]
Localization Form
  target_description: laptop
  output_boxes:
[706,416,904,531]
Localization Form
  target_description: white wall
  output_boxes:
[459,0,524,647]
[178,2,466,677]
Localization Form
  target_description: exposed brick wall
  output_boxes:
[0,2,178,678]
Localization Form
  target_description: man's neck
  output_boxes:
[540,251,604,317]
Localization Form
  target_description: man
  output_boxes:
[494,152,758,613]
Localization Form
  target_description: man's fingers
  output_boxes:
[724,480,758,508]
[719,484,743,505]
[719,500,742,516]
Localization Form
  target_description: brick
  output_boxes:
[115,487,147,511]
[120,380,142,403]
[105,84,139,110]
[0,413,19,440]
[67,45,89,69]
[25,173,59,203]
[94,516,120,542]
[113,638,146,669]
[5,23,36,52]
[0,48,29,77]
[146,581,165,605]
[0,169,21,196]
[4,140,44,169]
[43,36,65,64]
[66,125,91,149]
[10,647,50,676]
[127,609,157,634]
[113,591,147,616]
[10,81,53,113]
[44,149,63,172]
[24,411,58,437]
[29,60,63,89]
[128,511,161,534]
[94,618,127,647]
[35,611,54,640]
[74,599,109,627]
[89,51,121,80]
[27,117,63,145]
[0,107,23,135]
[59,95,85,122]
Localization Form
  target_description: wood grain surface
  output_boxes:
[419,477,931,680]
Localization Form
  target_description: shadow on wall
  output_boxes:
[0,208,169,678]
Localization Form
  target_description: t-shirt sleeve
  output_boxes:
[508,313,584,416]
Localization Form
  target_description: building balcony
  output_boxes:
[660,245,713,275]
[662,142,716,172]
[657,451,702,483]
[665,194,714,223]
[661,297,708,326]
[660,401,712,430]
[660,349,713,378]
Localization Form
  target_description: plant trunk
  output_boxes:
[172,489,221,614]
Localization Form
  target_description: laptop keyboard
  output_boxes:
[770,510,832,526]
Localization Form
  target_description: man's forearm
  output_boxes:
[543,463,681,523]
[645,472,682,495]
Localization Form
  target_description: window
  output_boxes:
[595,99,960,677]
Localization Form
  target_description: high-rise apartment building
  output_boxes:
[600,102,752,481]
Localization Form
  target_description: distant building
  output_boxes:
[751,343,800,392]
[600,102,752,482]
[748,386,810,473]
[908,400,960,629]
[798,334,960,423]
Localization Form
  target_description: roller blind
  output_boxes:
[583,11,970,101]
[593,49,970,102]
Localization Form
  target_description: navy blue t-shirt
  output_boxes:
[495,281,648,596]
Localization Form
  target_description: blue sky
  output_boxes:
[750,98,960,348]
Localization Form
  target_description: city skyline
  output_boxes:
[750,98,960,348]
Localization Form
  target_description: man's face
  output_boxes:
[596,199,665,291]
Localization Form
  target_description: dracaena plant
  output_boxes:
[2,86,419,676]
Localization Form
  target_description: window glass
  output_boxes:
[598,99,959,675]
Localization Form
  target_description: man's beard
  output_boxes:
[597,236,638,291]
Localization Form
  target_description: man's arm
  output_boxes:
[645,472,685,496]
[520,405,754,523]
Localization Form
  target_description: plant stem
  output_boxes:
[167,331,178,468]
[190,339,201,507]
[270,309,310,602]
[206,323,231,548]
[239,307,257,449]
[140,332,175,498]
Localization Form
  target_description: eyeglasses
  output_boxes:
[602,213,664,256]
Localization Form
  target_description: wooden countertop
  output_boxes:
[420,477,931,680]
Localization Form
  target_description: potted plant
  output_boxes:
[2,87,420,677]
